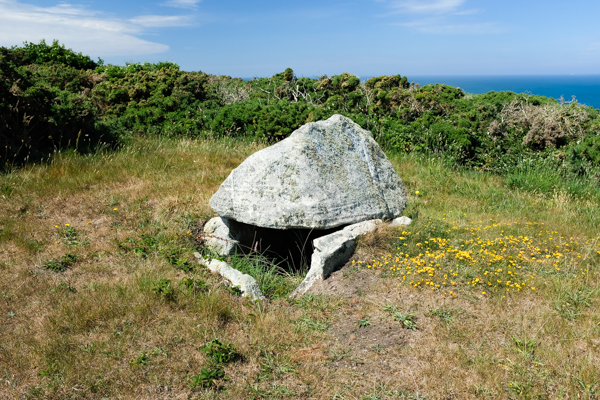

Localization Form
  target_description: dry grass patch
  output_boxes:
[1,139,599,399]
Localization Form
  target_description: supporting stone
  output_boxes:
[389,216,412,228]
[194,252,265,300]
[202,217,239,256]
[290,219,382,296]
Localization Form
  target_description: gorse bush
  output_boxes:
[92,62,216,138]
[10,39,102,70]
[0,43,111,168]
[2,40,600,196]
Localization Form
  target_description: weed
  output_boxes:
[357,318,372,328]
[118,235,158,258]
[188,367,226,389]
[151,279,176,301]
[507,379,534,398]
[225,284,243,296]
[246,383,296,398]
[179,278,206,295]
[383,305,417,330]
[78,343,95,354]
[53,223,87,245]
[43,254,78,272]
[38,362,60,378]
[1,183,13,197]
[370,345,385,354]
[62,225,86,245]
[27,239,44,252]
[368,215,600,297]
[50,281,77,293]
[258,350,296,380]
[330,347,352,362]
[428,308,454,322]
[554,289,594,320]
[295,316,329,332]
[165,249,195,272]
[472,385,496,397]
[574,376,598,399]
[566,289,594,308]
[129,351,150,366]
[513,337,537,359]
[201,339,240,364]
[151,347,168,357]
[291,294,331,313]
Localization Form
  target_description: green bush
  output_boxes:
[571,134,600,164]
[2,42,600,200]
[10,39,101,70]
[92,63,215,137]
[0,45,111,169]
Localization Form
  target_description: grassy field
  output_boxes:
[1,137,599,399]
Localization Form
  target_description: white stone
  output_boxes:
[203,217,239,256]
[343,219,382,236]
[194,252,265,300]
[290,219,381,296]
[209,115,407,230]
[389,216,412,228]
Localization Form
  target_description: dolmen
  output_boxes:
[195,114,410,299]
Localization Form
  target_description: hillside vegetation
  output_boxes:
[2,41,600,200]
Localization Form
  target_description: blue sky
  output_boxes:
[1,0,599,77]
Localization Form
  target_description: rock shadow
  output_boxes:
[227,219,343,272]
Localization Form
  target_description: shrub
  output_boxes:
[11,39,101,70]
[3,42,600,198]
[0,42,111,169]
[92,63,214,137]
[570,134,600,164]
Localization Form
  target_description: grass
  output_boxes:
[1,135,599,398]
[367,216,599,297]
[229,252,304,299]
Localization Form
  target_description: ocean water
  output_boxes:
[407,75,600,110]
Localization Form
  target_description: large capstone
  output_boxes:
[209,114,407,230]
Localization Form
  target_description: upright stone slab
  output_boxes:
[291,219,382,296]
[209,114,407,229]
[203,217,239,256]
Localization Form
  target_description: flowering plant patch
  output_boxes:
[364,213,599,297]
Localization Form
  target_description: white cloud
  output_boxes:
[388,0,466,14]
[0,0,195,56]
[399,18,503,34]
[453,8,482,16]
[162,0,201,10]
[378,0,500,35]
[129,15,192,27]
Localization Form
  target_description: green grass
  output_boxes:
[1,135,600,399]
[229,252,303,300]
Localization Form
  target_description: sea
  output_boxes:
[394,75,600,110]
